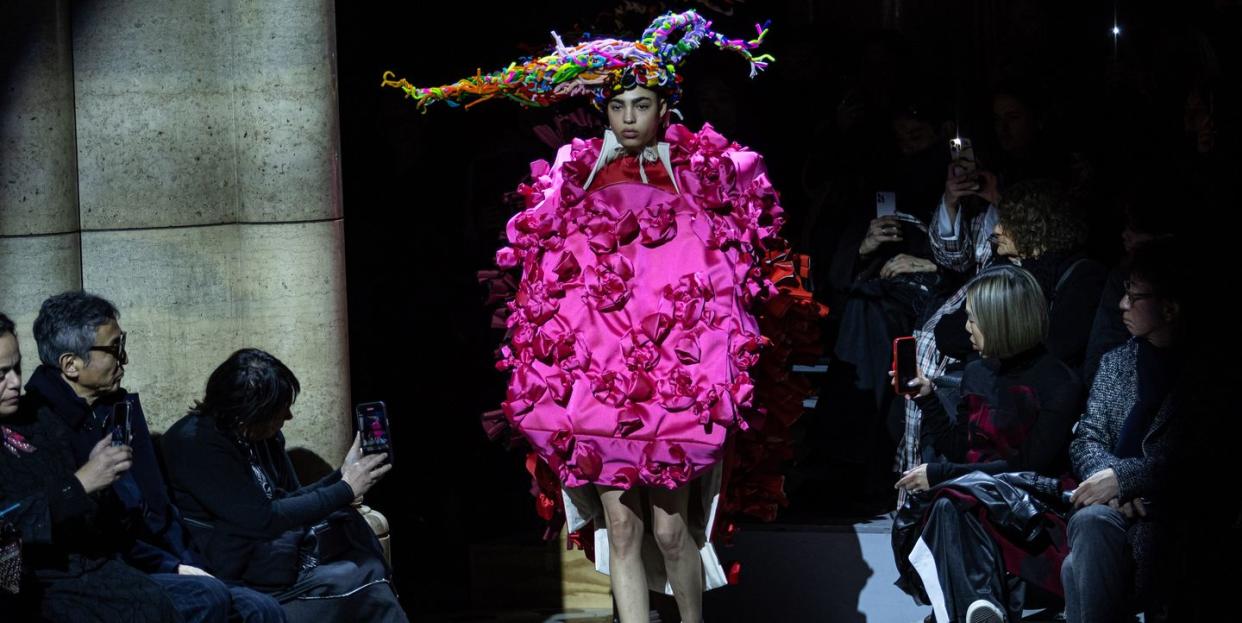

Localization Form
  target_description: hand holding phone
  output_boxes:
[949,137,978,188]
[110,401,131,447]
[354,401,393,462]
[892,337,921,396]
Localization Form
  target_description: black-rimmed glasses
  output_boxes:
[88,332,127,365]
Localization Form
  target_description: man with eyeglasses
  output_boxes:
[1061,239,1185,622]
[25,291,286,623]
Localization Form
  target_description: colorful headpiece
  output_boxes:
[381,10,772,112]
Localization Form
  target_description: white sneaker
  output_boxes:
[966,599,1005,623]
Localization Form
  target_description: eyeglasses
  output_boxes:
[1122,280,1158,303]
[88,332,127,365]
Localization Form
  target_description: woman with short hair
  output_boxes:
[894,266,1083,623]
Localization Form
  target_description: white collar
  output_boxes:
[582,129,679,193]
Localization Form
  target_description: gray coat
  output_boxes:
[1069,338,1181,599]
[1069,339,1179,501]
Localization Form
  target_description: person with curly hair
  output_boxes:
[975,179,1108,370]
[899,180,1107,523]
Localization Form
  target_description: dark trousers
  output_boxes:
[152,573,287,623]
[227,584,289,623]
[35,559,181,623]
[1062,504,1133,623]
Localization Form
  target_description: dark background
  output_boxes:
[335,0,1241,615]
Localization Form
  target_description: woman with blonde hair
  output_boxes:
[893,265,1083,623]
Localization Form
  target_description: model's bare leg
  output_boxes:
[650,485,703,623]
[597,485,649,623]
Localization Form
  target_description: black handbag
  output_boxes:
[0,517,21,595]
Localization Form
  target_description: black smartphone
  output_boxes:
[893,337,919,396]
[354,401,392,460]
[110,401,131,447]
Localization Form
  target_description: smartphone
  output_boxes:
[892,337,919,396]
[949,137,980,191]
[110,401,131,447]
[875,191,897,218]
[354,401,392,460]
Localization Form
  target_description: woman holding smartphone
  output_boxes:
[161,349,407,622]
[893,266,1083,623]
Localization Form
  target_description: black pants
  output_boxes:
[27,558,181,623]
[910,497,1018,622]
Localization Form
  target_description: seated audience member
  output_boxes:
[1082,183,1178,386]
[0,311,180,622]
[894,266,1083,623]
[936,179,1107,370]
[161,348,408,622]
[900,180,1104,495]
[26,292,287,622]
[1063,239,1185,623]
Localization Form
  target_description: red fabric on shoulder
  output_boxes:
[591,154,677,193]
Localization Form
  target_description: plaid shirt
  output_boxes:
[897,201,998,507]
[929,198,996,275]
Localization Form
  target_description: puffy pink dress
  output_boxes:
[494,123,784,591]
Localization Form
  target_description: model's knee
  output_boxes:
[606,511,644,557]
[653,520,690,559]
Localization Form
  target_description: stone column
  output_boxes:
[0,0,83,350]
[68,0,350,461]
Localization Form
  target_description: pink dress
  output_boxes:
[497,122,783,490]
[494,123,785,591]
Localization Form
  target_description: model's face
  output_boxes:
[607,86,666,153]
[0,333,22,418]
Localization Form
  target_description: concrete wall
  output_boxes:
[0,0,350,463]
[0,0,83,353]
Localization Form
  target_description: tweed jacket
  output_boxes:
[1069,339,1179,502]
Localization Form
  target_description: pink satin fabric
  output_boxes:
[495,123,785,490]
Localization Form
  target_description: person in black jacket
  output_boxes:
[26,291,287,623]
[25,292,286,623]
[0,311,180,622]
[894,266,1083,623]
[161,348,407,622]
